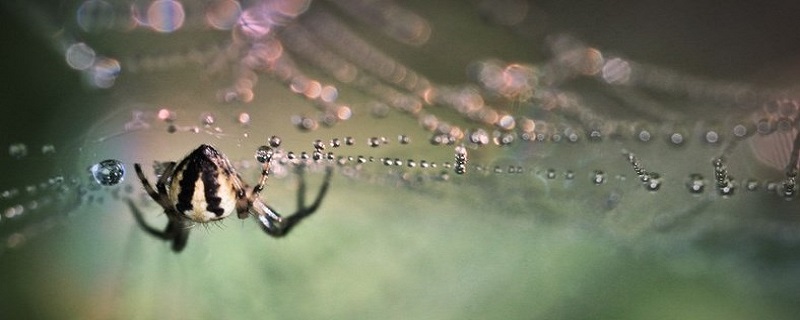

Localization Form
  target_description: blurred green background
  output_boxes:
[1,1,800,319]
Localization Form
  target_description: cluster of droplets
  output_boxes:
[454,146,467,175]
[782,172,796,198]
[713,157,735,197]
[622,151,662,192]
[4,143,58,160]
[0,173,90,256]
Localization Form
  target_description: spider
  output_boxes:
[126,144,332,252]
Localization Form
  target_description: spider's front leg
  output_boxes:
[252,165,333,237]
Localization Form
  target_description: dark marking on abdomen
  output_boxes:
[201,161,225,216]
[175,157,198,213]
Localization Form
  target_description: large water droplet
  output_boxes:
[255,145,274,163]
[89,159,125,186]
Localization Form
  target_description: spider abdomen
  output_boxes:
[168,144,241,222]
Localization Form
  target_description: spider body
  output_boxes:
[168,144,242,222]
[128,144,332,252]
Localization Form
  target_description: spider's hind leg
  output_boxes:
[253,165,333,237]
[126,199,191,252]
[287,165,333,228]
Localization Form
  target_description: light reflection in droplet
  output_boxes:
[89,159,126,186]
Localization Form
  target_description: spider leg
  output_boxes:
[253,166,333,237]
[290,165,332,222]
[250,159,271,200]
[126,199,191,252]
[135,162,178,217]
[240,158,273,219]
[134,163,162,204]
[155,161,177,198]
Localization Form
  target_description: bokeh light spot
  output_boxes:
[206,0,242,30]
[147,0,185,33]
[65,43,96,71]
[76,0,115,32]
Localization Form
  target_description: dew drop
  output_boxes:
[766,181,778,192]
[157,108,176,122]
[368,137,381,147]
[669,132,684,145]
[41,144,56,156]
[469,129,490,145]
[587,130,602,142]
[255,145,274,163]
[238,112,251,125]
[89,159,125,186]
[637,130,651,142]
[200,112,216,125]
[313,139,325,151]
[292,115,319,131]
[592,170,606,185]
[732,124,748,138]
[566,131,579,143]
[704,130,719,144]
[686,174,705,194]
[644,173,662,192]
[719,182,735,197]
[745,179,760,191]
[497,132,515,146]
[4,205,24,219]
[9,143,28,159]
[269,135,282,148]
[398,134,411,144]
